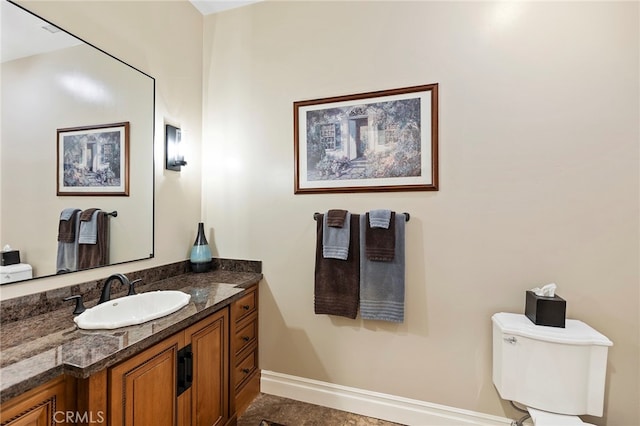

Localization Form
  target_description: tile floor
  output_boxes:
[237,393,405,426]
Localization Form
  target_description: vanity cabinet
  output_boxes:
[1,282,260,426]
[0,375,76,426]
[230,286,260,416]
[108,308,229,426]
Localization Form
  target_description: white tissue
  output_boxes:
[530,283,557,297]
[2,244,11,252]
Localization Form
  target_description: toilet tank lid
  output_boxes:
[492,312,613,346]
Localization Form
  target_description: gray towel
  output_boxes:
[368,209,392,229]
[79,209,101,244]
[60,208,77,221]
[359,213,406,322]
[322,211,351,260]
[57,210,80,273]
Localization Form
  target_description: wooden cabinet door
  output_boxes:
[184,309,229,426]
[0,375,75,426]
[109,333,184,426]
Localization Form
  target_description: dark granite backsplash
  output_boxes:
[213,257,262,273]
[0,258,261,324]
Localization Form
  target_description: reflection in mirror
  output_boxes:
[0,0,155,283]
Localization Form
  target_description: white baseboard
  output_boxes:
[260,370,512,426]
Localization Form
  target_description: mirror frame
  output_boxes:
[1,0,155,283]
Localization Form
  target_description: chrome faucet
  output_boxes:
[98,273,130,304]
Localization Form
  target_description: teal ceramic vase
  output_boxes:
[190,222,212,273]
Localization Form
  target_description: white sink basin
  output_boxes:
[74,291,191,330]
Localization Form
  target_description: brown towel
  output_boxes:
[78,212,109,270]
[326,209,348,228]
[365,212,395,261]
[79,208,99,222]
[57,209,80,243]
[314,213,360,319]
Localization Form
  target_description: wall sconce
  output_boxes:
[165,124,187,171]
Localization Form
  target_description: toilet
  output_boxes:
[492,312,613,426]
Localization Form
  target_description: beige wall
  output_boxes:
[0,0,204,299]
[202,2,639,424]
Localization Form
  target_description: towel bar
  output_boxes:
[313,212,410,221]
[106,211,118,217]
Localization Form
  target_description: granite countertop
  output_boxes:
[0,269,262,403]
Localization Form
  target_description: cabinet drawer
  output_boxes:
[234,348,257,389]
[233,314,257,356]
[232,289,256,322]
[235,369,260,417]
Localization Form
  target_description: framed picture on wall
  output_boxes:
[56,122,130,196]
[293,84,438,194]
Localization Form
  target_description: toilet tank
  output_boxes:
[0,263,32,284]
[492,312,612,416]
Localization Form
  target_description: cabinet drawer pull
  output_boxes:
[242,368,251,374]
[241,304,251,310]
[241,336,251,342]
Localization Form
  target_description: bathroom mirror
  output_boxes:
[0,0,155,283]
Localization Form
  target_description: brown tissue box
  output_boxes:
[525,290,566,328]
[1,250,20,266]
